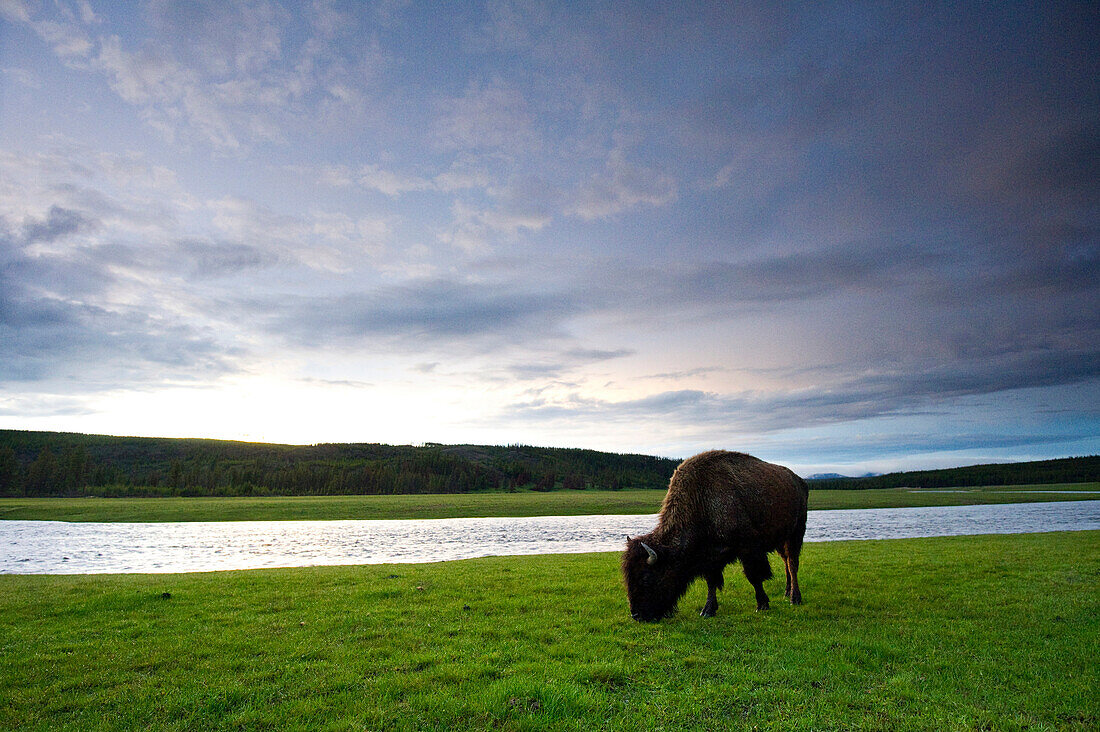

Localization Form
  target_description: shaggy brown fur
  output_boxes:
[622,450,808,621]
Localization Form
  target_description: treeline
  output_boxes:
[4,430,1094,498]
[809,455,1100,490]
[0,430,680,498]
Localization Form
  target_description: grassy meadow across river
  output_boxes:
[2,531,1097,730]
[1,482,1098,522]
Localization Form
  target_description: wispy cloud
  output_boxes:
[6,0,376,149]
[249,277,574,352]
[20,205,98,245]
[503,349,1100,438]
[356,164,434,196]
[434,78,538,155]
[568,147,677,220]
[0,197,238,387]
[0,66,41,88]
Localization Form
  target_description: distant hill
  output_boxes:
[807,456,1100,490]
[0,430,679,498]
[1,430,1095,498]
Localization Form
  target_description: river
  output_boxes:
[2,500,1097,574]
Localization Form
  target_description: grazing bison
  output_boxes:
[623,450,808,621]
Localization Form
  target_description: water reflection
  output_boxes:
[2,500,1097,574]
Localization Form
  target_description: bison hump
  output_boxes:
[657,450,805,544]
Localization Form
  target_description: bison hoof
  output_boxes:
[700,607,716,618]
[790,594,802,605]
[756,601,770,612]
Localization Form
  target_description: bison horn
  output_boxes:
[640,541,658,565]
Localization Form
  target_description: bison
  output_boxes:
[623,450,808,621]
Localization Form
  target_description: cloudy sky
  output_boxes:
[1,1,1097,474]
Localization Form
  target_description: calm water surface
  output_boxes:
[3,500,1098,574]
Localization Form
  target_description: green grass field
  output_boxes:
[1,531,1096,730]
[1,483,1097,522]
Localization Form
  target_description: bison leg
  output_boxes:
[780,539,803,605]
[700,568,724,617]
[786,551,802,605]
[777,545,793,599]
[740,551,772,611]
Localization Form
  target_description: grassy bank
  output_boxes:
[0,483,1097,522]
[1,531,1096,730]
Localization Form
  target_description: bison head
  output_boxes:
[622,537,693,622]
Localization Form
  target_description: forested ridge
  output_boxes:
[1,430,1096,498]
[809,456,1100,490]
[0,430,679,497]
